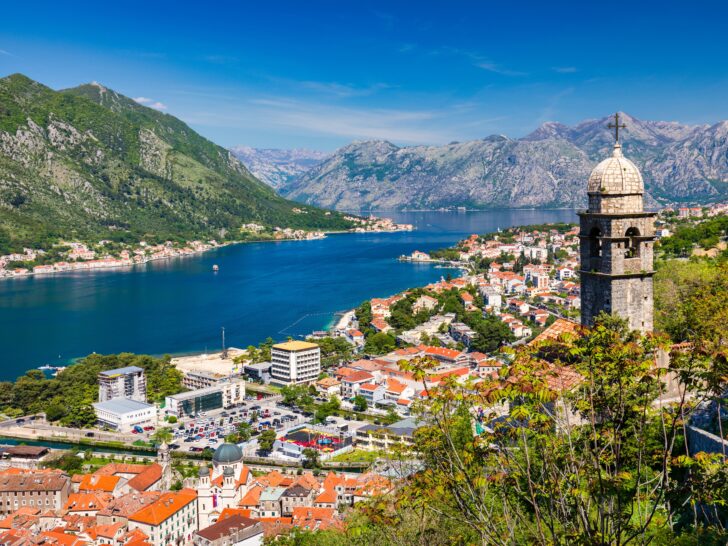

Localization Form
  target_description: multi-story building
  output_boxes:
[98,366,147,403]
[182,370,229,391]
[0,470,71,515]
[270,341,321,385]
[128,489,198,546]
[165,378,245,418]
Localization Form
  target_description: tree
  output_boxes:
[237,422,252,442]
[364,332,396,355]
[152,427,173,445]
[353,395,368,412]
[45,451,83,474]
[258,428,277,453]
[390,313,724,545]
[44,402,67,422]
[302,447,321,469]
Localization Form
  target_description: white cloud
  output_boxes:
[0,49,13,56]
[432,47,527,77]
[298,80,393,98]
[133,97,168,110]
[475,62,527,77]
[553,66,578,74]
[184,95,457,144]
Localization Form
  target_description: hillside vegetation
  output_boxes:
[0,74,352,253]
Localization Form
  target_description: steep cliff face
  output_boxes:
[229,146,328,189]
[0,74,351,251]
[282,113,727,210]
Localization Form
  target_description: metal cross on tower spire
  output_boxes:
[608,112,627,143]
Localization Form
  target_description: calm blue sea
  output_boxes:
[0,209,576,380]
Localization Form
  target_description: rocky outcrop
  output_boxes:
[282,113,727,210]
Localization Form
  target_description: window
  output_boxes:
[587,227,602,258]
[625,227,640,258]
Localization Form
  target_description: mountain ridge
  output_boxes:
[229,146,328,189]
[0,73,352,253]
[281,112,727,210]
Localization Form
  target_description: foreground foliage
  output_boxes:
[280,308,728,545]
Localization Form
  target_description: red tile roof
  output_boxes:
[529,318,581,345]
[129,489,197,526]
[78,474,120,493]
[126,464,162,492]
[341,370,374,383]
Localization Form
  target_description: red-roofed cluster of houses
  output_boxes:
[319,344,504,414]
[0,458,391,546]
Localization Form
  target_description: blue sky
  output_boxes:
[1,1,727,150]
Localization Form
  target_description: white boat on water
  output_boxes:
[212,264,219,272]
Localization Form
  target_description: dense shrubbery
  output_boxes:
[657,215,728,257]
[0,353,184,427]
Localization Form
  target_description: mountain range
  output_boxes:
[0,74,351,253]
[229,146,328,189]
[278,113,728,210]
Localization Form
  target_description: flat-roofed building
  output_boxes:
[0,470,71,515]
[183,370,229,391]
[165,378,245,418]
[270,341,320,385]
[92,399,156,432]
[98,366,147,403]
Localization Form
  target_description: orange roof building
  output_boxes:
[128,489,197,546]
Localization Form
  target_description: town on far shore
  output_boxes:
[0,214,412,279]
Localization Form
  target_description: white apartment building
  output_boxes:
[98,366,147,402]
[270,341,321,385]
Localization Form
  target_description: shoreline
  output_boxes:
[0,225,413,282]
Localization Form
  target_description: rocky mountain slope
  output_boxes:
[0,74,352,252]
[229,146,328,189]
[282,113,728,210]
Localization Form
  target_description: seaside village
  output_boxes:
[0,142,724,546]
[0,215,413,279]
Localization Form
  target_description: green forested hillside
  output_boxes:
[0,74,352,253]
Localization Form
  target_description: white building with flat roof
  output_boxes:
[92,398,156,432]
[98,366,147,402]
[270,341,321,385]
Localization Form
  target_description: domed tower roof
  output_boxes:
[212,443,243,465]
[198,466,210,477]
[587,143,643,196]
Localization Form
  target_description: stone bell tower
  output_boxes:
[578,113,656,333]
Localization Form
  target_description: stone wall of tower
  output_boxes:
[589,194,643,214]
[578,211,656,333]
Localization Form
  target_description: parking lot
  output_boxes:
[167,396,311,454]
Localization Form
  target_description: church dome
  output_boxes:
[198,466,210,477]
[223,466,235,477]
[587,144,643,195]
[212,443,243,464]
